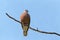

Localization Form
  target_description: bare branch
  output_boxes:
[29,27,60,36]
[6,13,21,23]
[6,13,60,36]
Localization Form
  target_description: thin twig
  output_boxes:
[6,13,60,36]
[29,27,60,36]
[6,13,21,23]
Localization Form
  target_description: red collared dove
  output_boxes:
[20,10,30,36]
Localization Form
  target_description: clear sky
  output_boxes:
[0,0,60,40]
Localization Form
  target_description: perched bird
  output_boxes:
[20,10,30,36]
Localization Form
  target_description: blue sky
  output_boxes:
[0,0,60,40]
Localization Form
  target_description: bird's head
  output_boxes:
[24,9,28,13]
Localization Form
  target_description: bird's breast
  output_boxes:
[20,13,30,25]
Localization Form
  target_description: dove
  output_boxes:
[20,10,30,36]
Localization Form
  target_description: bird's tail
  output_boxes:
[23,31,27,36]
[23,26,29,36]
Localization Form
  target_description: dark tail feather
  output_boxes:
[22,25,29,36]
[23,31,27,36]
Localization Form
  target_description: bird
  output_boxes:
[20,10,30,36]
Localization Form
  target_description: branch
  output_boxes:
[6,13,21,23]
[6,13,60,36]
[29,27,60,36]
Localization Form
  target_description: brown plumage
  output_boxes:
[20,10,30,36]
